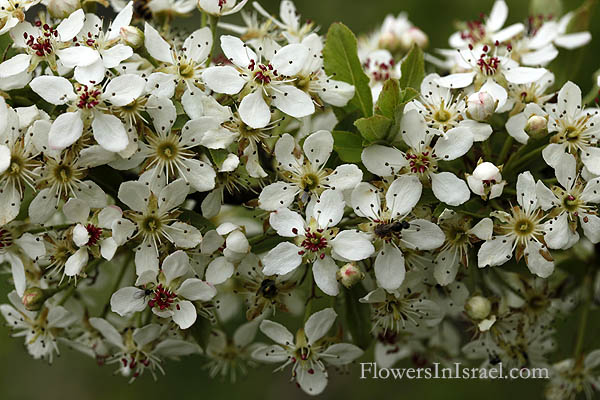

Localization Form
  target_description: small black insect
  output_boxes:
[374,220,411,238]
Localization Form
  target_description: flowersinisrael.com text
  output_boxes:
[359,363,550,380]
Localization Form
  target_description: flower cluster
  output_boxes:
[0,0,599,397]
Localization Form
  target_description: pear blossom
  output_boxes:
[110,250,217,329]
[202,35,315,129]
[478,171,554,278]
[361,109,473,206]
[252,0,315,43]
[115,179,202,283]
[0,226,45,297]
[29,74,146,152]
[362,49,399,101]
[258,130,362,211]
[264,189,374,295]
[542,81,600,175]
[536,153,600,247]
[351,177,444,290]
[198,0,248,16]
[253,308,363,395]
[200,222,250,285]
[0,0,40,36]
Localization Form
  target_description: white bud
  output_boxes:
[120,26,144,49]
[47,0,81,19]
[399,27,429,50]
[524,115,548,139]
[467,91,496,121]
[73,223,90,247]
[465,295,492,320]
[467,161,505,200]
[337,263,364,288]
[219,153,240,172]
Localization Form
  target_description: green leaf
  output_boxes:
[399,44,425,91]
[209,148,230,169]
[179,209,216,232]
[395,87,420,119]
[172,114,189,130]
[332,130,363,162]
[354,114,393,143]
[339,286,372,349]
[375,79,401,119]
[323,23,373,117]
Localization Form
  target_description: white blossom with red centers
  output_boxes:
[61,198,123,277]
[202,35,315,129]
[253,308,363,395]
[29,74,146,152]
[478,171,554,278]
[263,189,374,295]
[362,49,399,101]
[258,130,362,211]
[536,153,600,247]
[0,9,84,90]
[361,109,473,206]
[110,250,216,329]
[350,177,445,290]
[0,0,40,36]
[542,81,600,175]
[58,2,134,85]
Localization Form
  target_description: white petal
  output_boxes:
[181,158,216,192]
[65,248,89,276]
[103,74,145,106]
[436,72,476,89]
[269,208,305,237]
[361,145,407,176]
[183,27,212,62]
[305,308,337,344]
[272,84,315,119]
[258,181,299,211]
[486,0,508,32]
[503,66,548,85]
[374,244,406,291]
[312,256,339,296]
[205,257,235,284]
[303,130,333,170]
[239,90,271,129]
[202,66,246,94]
[516,171,537,213]
[162,250,190,284]
[101,44,133,68]
[401,109,428,150]
[110,287,147,316]
[581,213,600,243]
[56,9,85,41]
[312,189,345,229]
[172,300,197,329]
[524,241,554,278]
[48,111,83,150]
[57,46,100,68]
[0,54,31,78]
[220,35,256,67]
[29,76,75,105]
[582,147,600,175]
[178,278,217,301]
[324,164,363,190]
[144,22,173,63]
[478,236,513,267]
[555,32,591,49]
[386,175,422,217]
[259,319,294,345]
[297,366,327,396]
[262,242,302,275]
[330,230,374,261]
[271,43,308,76]
[117,181,150,212]
[430,172,470,206]
[401,219,445,250]
[351,182,381,220]
[92,112,128,152]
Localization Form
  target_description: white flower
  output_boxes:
[198,0,248,16]
[0,290,76,362]
[202,35,315,129]
[62,198,123,277]
[0,227,45,297]
[144,22,212,89]
[362,49,399,101]
[466,91,495,121]
[0,9,84,89]
[252,0,315,43]
[434,209,492,285]
[0,0,40,36]
[263,189,374,295]
[361,109,473,206]
[478,171,554,278]
[58,3,134,84]
[253,308,363,396]
[506,103,548,144]
[448,0,524,49]
[29,74,146,152]
[89,318,200,381]
[466,161,506,200]
[115,179,202,284]
[405,73,492,141]
[351,177,444,290]
[111,250,216,329]
[542,81,600,175]
[436,44,548,110]
[258,130,362,211]
[536,153,600,247]
[547,350,600,400]
[136,95,216,193]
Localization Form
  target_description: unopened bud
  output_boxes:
[399,27,429,50]
[47,0,81,19]
[337,263,364,288]
[467,91,496,121]
[120,26,144,49]
[22,287,46,311]
[467,161,505,200]
[465,295,491,320]
[524,115,548,139]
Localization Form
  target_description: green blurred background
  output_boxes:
[2,1,599,399]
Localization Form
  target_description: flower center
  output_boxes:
[434,108,451,123]
[363,57,395,82]
[157,141,179,161]
[141,215,162,234]
[405,150,436,174]
[148,284,177,310]
[76,85,102,109]
[460,18,486,45]
[52,164,73,183]
[258,278,278,299]
[249,60,278,84]
[178,61,196,79]
[299,228,328,255]
[300,173,320,191]
[25,21,57,57]
[85,224,102,246]
[477,54,499,76]
[514,218,534,236]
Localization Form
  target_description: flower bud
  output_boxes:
[524,115,548,139]
[467,91,496,121]
[22,287,46,311]
[399,27,429,50]
[466,161,505,200]
[120,26,144,49]
[47,0,81,19]
[465,295,491,320]
[337,263,364,288]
